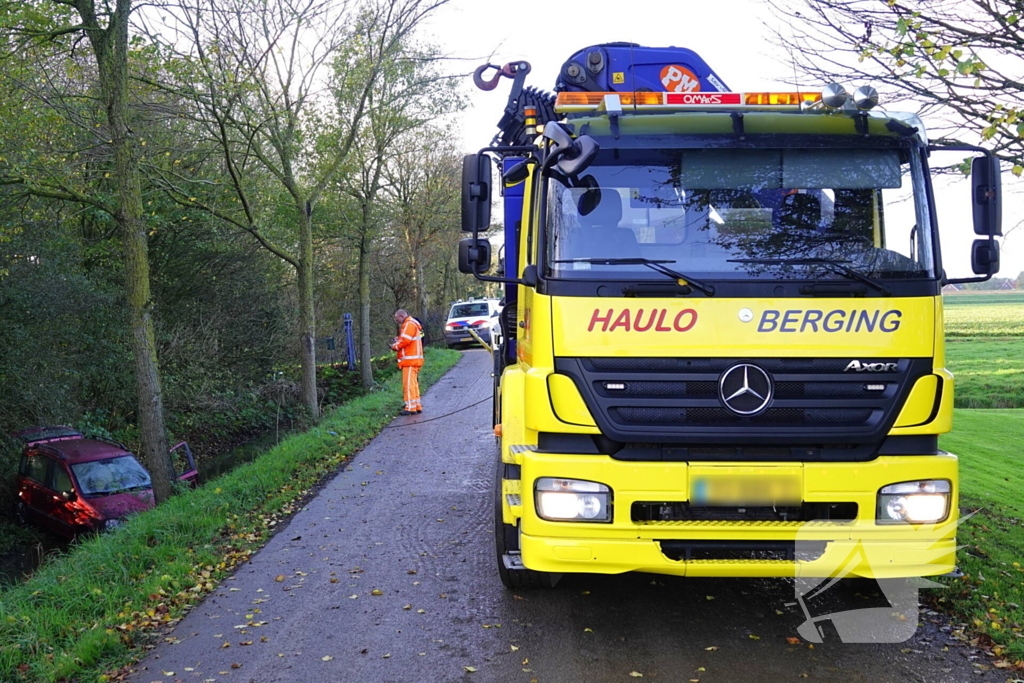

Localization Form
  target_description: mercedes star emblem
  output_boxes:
[718,363,773,416]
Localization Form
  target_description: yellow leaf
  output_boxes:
[465,666,477,673]
[704,646,718,651]
[705,595,715,600]
[511,645,520,651]
[697,667,706,672]
[748,635,760,640]
[371,589,384,596]
[584,627,593,632]
[322,656,333,661]
[629,673,644,678]
[275,575,285,582]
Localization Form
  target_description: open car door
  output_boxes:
[170,442,199,488]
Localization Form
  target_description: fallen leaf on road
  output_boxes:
[584,628,593,633]
[240,641,252,646]
[275,575,285,582]
[322,655,333,661]
[706,595,715,601]
[371,589,384,596]
[748,635,760,640]
[786,637,801,645]
[417,609,426,614]
[464,666,477,673]
[330,578,339,583]
[382,653,391,659]
[510,645,520,651]
[162,672,175,676]
[629,673,643,678]
[230,663,241,669]
[704,646,718,651]
[403,604,412,610]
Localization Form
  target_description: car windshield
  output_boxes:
[71,456,151,496]
[450,302,490,318]
[545,145,935,283]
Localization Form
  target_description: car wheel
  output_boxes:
[494,450,559,589]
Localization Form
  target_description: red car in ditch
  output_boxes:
[13,426,198,537]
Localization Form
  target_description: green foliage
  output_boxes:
[0,347,460,682]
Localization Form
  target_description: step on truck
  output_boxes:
[460,43,1002,590]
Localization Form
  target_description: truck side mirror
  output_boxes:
[970,238,1000,275]
[542,123,599,177]
[462,154,492,232]
[971,155,1002,236]
[459,238,492,274]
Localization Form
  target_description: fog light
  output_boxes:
[877,480,950,524]
[536,478,611,522]
[821,83,849,109]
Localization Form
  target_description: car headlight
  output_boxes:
[877,480,951,524]
[535,478,611,522]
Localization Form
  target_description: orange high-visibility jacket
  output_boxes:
[391,317,424,368]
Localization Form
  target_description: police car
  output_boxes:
[444,298,500,347]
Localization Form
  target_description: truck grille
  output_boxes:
[553,356,931,445]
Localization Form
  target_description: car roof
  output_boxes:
[30,437,134,464]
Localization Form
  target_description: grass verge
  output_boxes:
[946,338,1024,409]
[0,347,462,683]
[937,408,1024,663]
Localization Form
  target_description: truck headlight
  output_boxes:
[877,480,951,524]
[535,478,611,522]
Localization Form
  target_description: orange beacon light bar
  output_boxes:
[554,91,822,113]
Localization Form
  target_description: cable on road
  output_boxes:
[383,396,491,429]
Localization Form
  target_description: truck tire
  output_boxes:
[494,453,559,589]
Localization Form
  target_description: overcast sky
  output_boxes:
[420,0,1022,279]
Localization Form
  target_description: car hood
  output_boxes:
[86,490,154,519]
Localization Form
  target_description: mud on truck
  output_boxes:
[458,44,1002,592]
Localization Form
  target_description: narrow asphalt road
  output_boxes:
[126,349,998,683]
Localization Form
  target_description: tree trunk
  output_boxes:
[298,210,319,419]
[89,0,172,502]
[357,232,375,391]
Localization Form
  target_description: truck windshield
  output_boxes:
[545,145,935,283]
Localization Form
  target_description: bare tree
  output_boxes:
[770,0,1023,175]
[142,0,449,418]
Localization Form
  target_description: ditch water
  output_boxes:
[0,430,288,588]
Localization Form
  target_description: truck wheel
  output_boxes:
[494,454,559,589]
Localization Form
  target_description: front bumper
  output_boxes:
[445,328,490,345]
[511,452,959,579]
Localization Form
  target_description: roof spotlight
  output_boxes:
[820,83,849,109]
[852,85,880,111]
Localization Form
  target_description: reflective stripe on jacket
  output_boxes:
[391,317,424,368]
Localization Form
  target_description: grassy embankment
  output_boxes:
[0,347,461,683]
[937,291,1024,663]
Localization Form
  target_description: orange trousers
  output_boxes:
[402,366,422,411]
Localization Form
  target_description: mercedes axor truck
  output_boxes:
[459,44,1002,589]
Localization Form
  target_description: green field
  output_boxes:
[936,292,1024,660]
[943,292,1024,409]
[944,291,1024,337]
[939,409,1024,661]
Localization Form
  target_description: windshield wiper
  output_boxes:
[726,258,891,296]
[551,258,716,296]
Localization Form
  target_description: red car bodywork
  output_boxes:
[14,427,198,537]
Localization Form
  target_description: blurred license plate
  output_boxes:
[690,469,801,506]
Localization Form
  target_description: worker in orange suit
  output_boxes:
[391,309,424,415]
